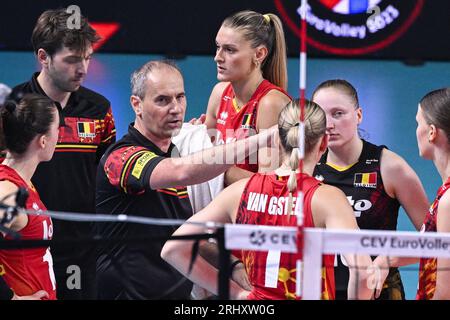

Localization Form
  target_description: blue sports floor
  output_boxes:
[1,51,450,299]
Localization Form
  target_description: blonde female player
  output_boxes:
[163,99,383,300]
[204,10,291,186]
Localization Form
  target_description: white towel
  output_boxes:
[172,123,225,213]
[172,123,224,300]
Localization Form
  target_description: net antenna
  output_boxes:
[295,0,308,298]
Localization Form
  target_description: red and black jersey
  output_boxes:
[8,73,116,259]
[416,177,450,300]
[314,139,403,297]
[0,165,56,300]
[214,80,290,173]
[95,124,193,300]
[236,173,335,300]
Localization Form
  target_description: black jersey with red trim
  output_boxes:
[8,73,116,244]
[95,124,193,300]
[314,139,403,298]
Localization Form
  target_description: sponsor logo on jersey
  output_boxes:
[346,196,372,217]
[274,0,424,56]
[354,172,377,188]
[131,151,157,179]
[32,202,43,215]
[217,111,228,125]
[366,158,379,164]
[77,121,96,138]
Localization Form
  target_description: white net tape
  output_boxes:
[224,224,450,299]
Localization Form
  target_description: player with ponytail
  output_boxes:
[163,100,381,300]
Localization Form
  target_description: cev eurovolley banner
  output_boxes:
[225,224,450,258]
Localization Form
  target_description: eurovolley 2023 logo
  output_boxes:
[274,0,424,56]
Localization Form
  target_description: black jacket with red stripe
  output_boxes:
[95,124,193,300]
[8,73,116,260]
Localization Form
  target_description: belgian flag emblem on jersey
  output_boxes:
[77,121,96,138]
[241,113,253,129]
[353,172,377,188]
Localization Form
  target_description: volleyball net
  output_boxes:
[2,204,449,300]
[225,223,450,299]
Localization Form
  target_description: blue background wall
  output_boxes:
[1,51,450,299]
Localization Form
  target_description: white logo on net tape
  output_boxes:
[224,225,450,258]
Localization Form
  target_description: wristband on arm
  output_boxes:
[230,260,243,274]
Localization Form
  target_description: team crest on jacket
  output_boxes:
[353,172,377,188]
[77,121,96,138]
[274,0,424,56]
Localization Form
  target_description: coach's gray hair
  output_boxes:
[130,60,182,99]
